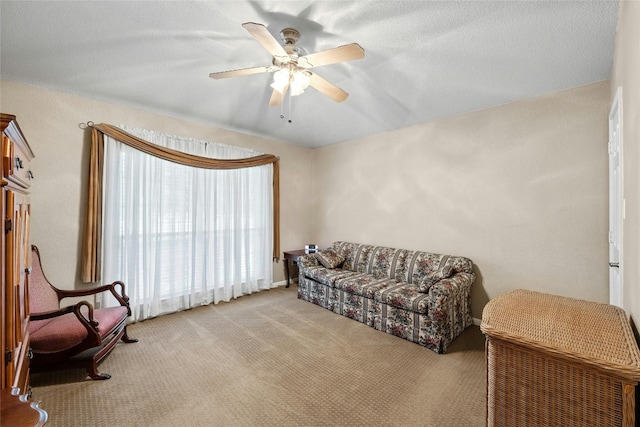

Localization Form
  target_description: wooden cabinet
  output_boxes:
[1,113,46,425]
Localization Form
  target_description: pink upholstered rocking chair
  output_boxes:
[28,245,137,380]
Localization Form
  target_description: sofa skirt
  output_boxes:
[298,276,471,354]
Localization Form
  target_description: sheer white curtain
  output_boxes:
[101,126,274,322]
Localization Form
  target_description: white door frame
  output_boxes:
[608,87,623,308]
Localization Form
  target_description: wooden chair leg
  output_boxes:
[86,362,111,380]
[84,327,137,380]
[122,327,138,343]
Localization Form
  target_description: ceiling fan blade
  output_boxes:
[269,90,282,107]
[242,22,290,63]
[269,86,288,107]
[298,43,365,69]
[209,66,271,80]
[309,73,349,103]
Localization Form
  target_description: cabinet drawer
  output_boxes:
[3,135,34,189]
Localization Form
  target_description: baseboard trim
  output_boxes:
[472,317,482,326]
[274,279,298,288]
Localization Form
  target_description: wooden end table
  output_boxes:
[283,249,308,288]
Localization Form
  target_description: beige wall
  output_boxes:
[0,73,613,321]
[611,0,640,328]
[0,80,316,289]
[313,81,610,319]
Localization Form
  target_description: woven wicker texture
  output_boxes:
[481,289,640,427]
[481,289,640,376]
[486,338,626,427]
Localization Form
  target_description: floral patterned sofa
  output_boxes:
[297,241,475,353]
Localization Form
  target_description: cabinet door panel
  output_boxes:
[1,186,6,390]
[4,190,17,387]
[4,186,31,386]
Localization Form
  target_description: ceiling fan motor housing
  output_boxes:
[280,28,300,45]
[278,28,306,60]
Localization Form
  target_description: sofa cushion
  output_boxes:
[374,283,431,315]
[366,246,407,279]
[335,273,397,298]
[29,306,128,353]
[303,266,360,287]
[333,242,375,273]
[315,249,345,269]
[27,317,55,335]
[400,251,452,285]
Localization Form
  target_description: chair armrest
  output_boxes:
[30,305,74,321]
[57,281,131,310]
[108,281,132,311]
[57,283,114,299]
[72,301,101,342]
[30,301,102,347]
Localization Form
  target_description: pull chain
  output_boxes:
[288,89,293,123]
[280,93,285,120]
[279,87,294,124]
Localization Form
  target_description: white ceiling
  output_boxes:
[0,1,619,148]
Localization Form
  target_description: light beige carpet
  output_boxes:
[31,285,486,426]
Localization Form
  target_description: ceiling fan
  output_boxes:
[209,22,365,107]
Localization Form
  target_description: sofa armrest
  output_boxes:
[297,253,319,278]
[429,271,474,297]
[428,271,474,323]
[298,253,319,270]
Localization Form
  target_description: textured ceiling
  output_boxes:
[0,1,619,148]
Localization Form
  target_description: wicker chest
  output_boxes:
[481,289,640,427]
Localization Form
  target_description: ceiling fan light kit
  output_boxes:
[270,68,291,93]
[270,67,311,96]
[209,22,364,120]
